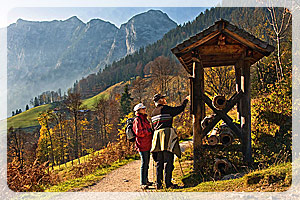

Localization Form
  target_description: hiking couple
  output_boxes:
[132,93,190,190]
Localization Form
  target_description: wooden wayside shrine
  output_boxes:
[171,19,274,171]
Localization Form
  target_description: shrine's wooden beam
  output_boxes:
[192,60,205,172]
[202,61,237,68]
[240,58,252,163]
[178,57,191,74]
[235,60,242,121]
[200,54,241,60]
[184,59,240,69]
[179,31,220,54]
[185,62,236,70]
[222,30,270,56]
[189,77,194,114]
[177,44,245,57]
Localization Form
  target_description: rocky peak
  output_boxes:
[63,16,84,24]
[128,9,174,24]
[109,9,177,60]
[86,18,118,31]
[7,10,177,116]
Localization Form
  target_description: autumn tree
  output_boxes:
[37,110,55,169]
[146,56,176,94]
[266,4,292,80]
[131,76,146,103]
[7,127,25,167]
[51,109,67,165]
[94,98,109,147]
[204,66,236,98]
[64,92,83,161]
[168,64,189,104]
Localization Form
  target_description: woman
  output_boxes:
[132,103,153,190]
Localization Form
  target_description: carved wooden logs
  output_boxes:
[201,114,215,129]
[212,95,227,110]
[205,123,234,146]
[214,158,232,174]
[206,127,219,146]
[218,124,234,146]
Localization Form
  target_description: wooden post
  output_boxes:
[234,61,241,122]
[240,58,252,163]
[189,77,194,115]
[192,60,205,172]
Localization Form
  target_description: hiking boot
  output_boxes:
[141,185,148,190]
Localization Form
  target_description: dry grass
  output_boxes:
[169,146,292,192]
[7,159,53,192]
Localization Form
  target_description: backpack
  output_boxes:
[125,116,143,142]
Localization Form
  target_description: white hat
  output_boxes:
[133,103,146,112]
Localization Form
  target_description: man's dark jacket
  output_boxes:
[151,99,188,130]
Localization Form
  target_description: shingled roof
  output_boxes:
[171,19,275,74]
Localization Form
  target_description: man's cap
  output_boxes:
[133,103,146,112]
[153,94,166,102]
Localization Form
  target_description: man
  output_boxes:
[150,93,190,189]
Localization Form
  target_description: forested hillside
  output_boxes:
[73,6,288,99]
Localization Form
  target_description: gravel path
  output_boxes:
[81,157,156,192]
[81,140,192,192]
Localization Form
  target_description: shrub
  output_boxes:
[251,77,292,168]
[7,159,54,192]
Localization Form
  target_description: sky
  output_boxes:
[0,0,224,28]
[6,7,212,28]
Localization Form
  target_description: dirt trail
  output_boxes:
[81,140,192,192]
[81,157,155,192]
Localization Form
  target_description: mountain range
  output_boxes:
[6,9,177,116]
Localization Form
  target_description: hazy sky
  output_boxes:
[7,7,213,28]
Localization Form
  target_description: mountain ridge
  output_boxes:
[7,9,177,116]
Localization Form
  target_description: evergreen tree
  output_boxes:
[30,98,34,107]
[26,105,29,111]
[15,109,19,115]
[120,85,133,116]
[58,88,62,99]
[12,111,15,116]
[34,97,39,107]
[19,109,22,114]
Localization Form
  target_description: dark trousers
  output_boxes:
[139,151,150,185]
[155,150,174,187]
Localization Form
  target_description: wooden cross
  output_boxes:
[202,91,244,140]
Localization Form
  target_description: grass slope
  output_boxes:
[170,160,291,192]
[52,148,109,172]
[7,104,52,128]
[7,81,128,129]
[81,81,125,109]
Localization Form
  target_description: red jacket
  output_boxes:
[132,113,153,152]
